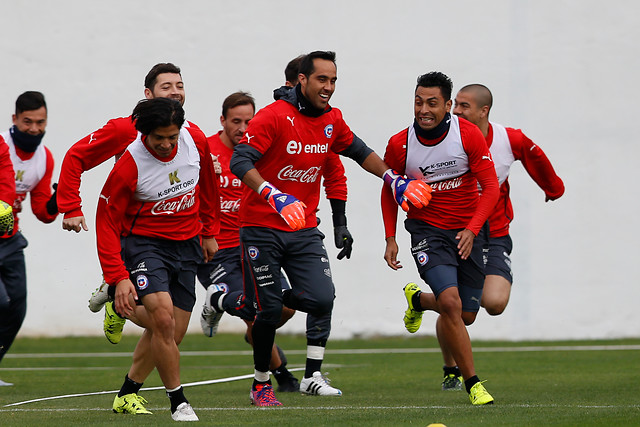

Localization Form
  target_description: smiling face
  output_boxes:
[145,72,185,106]
[144,124,181,158]
[299,58,337,110]
[453,90,483,126]
[414,86,451,131]
[12,106,47,135]
[221,103,254,147]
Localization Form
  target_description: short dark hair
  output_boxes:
[132,98,185,135]
[299,51,336,78]
[416,72,453,101]
[285,55,306,85]
[221,92,255,118]
[144,63,181,90]
[459,84,493,110]
[16,91,46,115]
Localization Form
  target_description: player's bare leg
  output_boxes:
[481,274,511,316]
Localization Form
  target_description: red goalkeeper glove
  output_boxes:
[383,169,432,212]
[259,182,307,230]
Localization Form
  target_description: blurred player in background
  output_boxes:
[0,91,58,386]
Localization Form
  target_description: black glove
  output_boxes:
[46,183,58,215]
[334,225,353,260]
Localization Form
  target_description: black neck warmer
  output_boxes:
[295,84,327,118]
[10,125,44,153]
[413,113,451,141]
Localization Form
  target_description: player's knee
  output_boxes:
[481,297,508,316]
[462,311,478,325]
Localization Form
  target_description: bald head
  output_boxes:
[459,84,493,110]
[453,84,493,136]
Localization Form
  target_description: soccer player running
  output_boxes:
[0,92,58,386]
[230,50,431,406]
[382,72,499,405]
[96,98,219,421]
[197,91,301,392]
[452,84,564,315]
[57,63,198,343]
[415,84,564,390]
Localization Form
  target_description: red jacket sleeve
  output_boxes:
[0,139,15,207]
[57,117,137,218]
[192,128,220,238]
[461,122,499,235]
[28,146,58,224]
[381,133,406,239]
[96,153,137,286]
[507,128,565,201]
[322,151,347,201]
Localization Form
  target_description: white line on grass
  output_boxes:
[2,368,305,408]
[4,344,639,359]
[2,404,639,413]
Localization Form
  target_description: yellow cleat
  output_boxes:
[104,301,126,344]
[403,283,423,333]
[112,393,152,414]
[442,374,463,391]
[469,381,494,405]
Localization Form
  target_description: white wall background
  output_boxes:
[1,0,637,341]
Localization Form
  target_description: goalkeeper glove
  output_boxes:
[259,181,307,231]
[383,169,432,212]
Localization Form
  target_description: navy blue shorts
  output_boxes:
[405,219,487,312]
[484,234,513,284]
[240,226,334,338]
[122,235,201,312]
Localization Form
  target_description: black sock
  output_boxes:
[464,375,480,394]
[411,291,423,311]
[118,374,143,397]
[167,386,188,413]
[443,365,461,377]
[305,358,322,378]
[107,285,116,299]
[209,291,225,311]
[273,363,291,384]
[251,321,276,373]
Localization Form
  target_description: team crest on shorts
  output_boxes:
[324,124,333,138]
[136,275,149,290]
[216,283,230,293]
[248,246,259,260]
[416,251,429,266]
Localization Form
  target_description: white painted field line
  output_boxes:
[2,368,305,408]
[2,403,640,413]
[4,344,640,359]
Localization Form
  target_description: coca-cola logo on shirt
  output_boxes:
[220,198,241,213]
[430,177,463,192]
[151,188,197,215]
[277,165,321,183]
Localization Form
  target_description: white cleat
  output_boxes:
[0,378,14,386]
[88,280,110,313]
[200,284,226,337]
[300,371,342,396]
[171,402,199,421]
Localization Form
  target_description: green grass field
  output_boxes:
[0,334,638,426]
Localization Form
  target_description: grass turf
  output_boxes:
[0,334,639,426]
